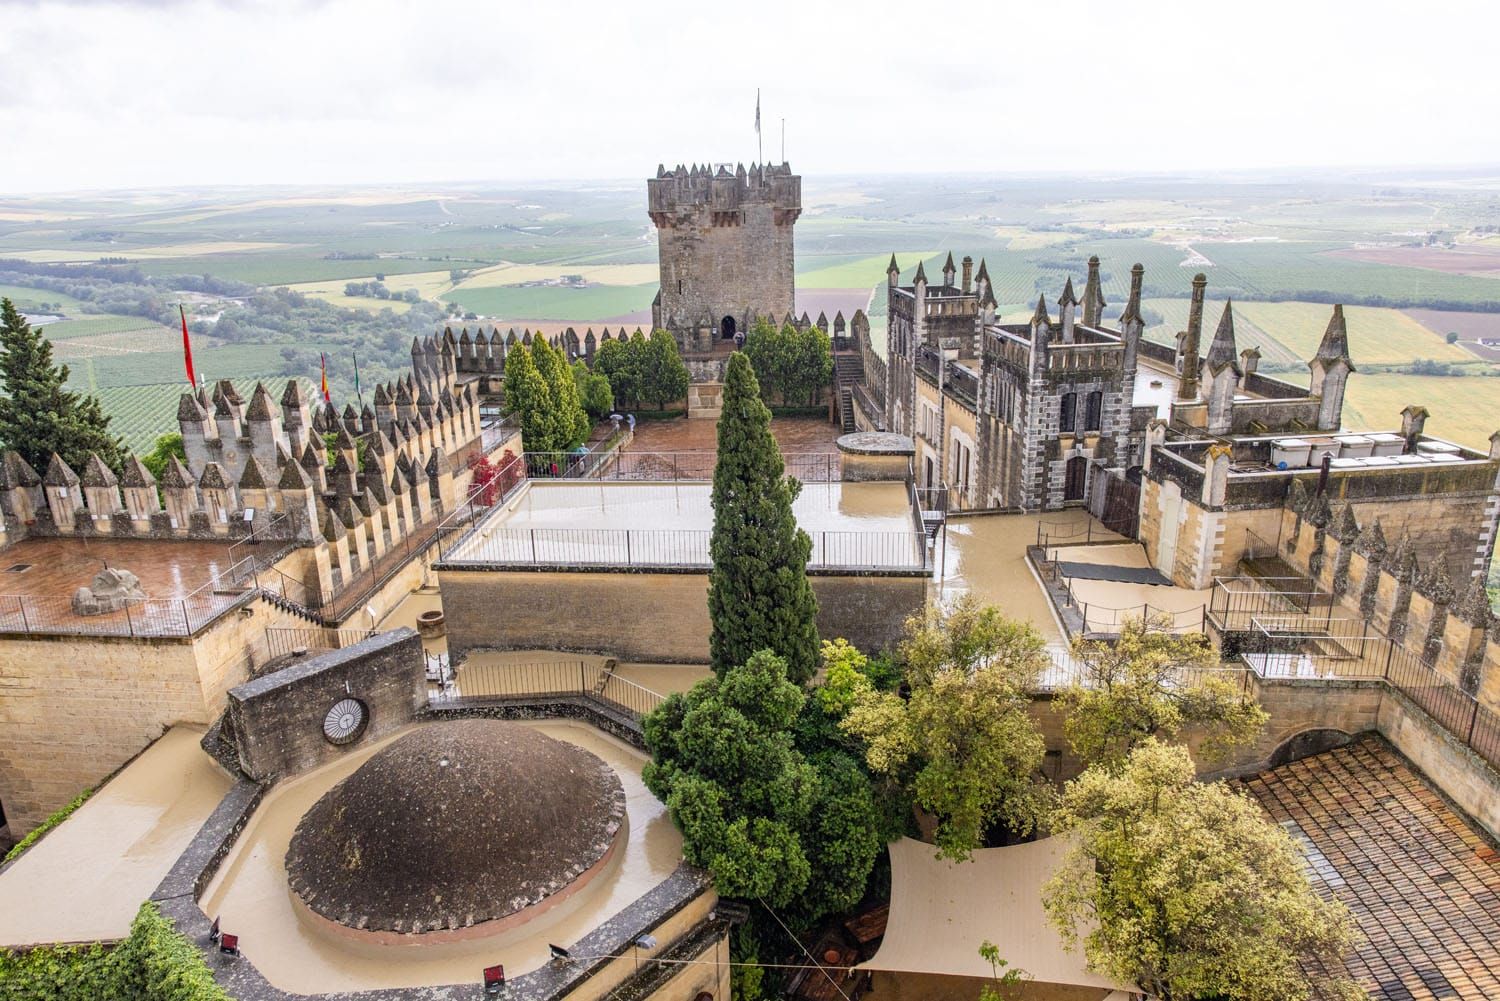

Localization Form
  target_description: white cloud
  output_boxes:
[1,0,1497,192]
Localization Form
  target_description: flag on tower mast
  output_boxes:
[179,305,196,386]
[755,89,762,167]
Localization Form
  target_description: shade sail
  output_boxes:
[860,836,1127,993]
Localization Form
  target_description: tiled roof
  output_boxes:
[1240,737,1500,1000]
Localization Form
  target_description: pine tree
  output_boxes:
[0,298,125,474]
[530,337,589,448]
[502,341,558,454]
[708,352,820,683]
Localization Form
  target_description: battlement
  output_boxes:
[648,162,800,222]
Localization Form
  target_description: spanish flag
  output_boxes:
[320,352,331,404]
[180,305,196,386]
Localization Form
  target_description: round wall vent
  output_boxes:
[322,697,369,746]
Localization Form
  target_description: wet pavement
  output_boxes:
[0,726,230,947]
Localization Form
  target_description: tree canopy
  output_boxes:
[502,336,588,454]
[642,648,879,917]
[591,329,690,412]
[708,351,820,683]
[571,358,614,420]
[842,597,1051,859]
[0,298,126,474]
[1059,616,1268,768]
[743,319,833,406]
[1043,740,1362,1001]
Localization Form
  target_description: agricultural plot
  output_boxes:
[441,283,658,323]
[452,263,660,290]
[1402,308,1500,350]
[70,342,319,391]
[796,252,940,290]
[135,254,480,286]
[1196,241,1500,307]
[1232,302,1471,365]
[34,315,174,341]
[91,384,192,452]
[0,284,88,312]
[1342,373,1500,450]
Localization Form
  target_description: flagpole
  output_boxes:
[353,350,365,411]
[756,88,762,168]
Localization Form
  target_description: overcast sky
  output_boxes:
[2,0,1498,194]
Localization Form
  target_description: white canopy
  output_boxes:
[861,836,1129,994]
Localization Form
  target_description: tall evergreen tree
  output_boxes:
[502,342,558,454]
[708,352,820,682]
[530,337,589,448]
[0,298,125,474]
[643,329,690,410]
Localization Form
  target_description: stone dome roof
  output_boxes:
[285,720,625,936]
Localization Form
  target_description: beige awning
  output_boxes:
[861,837,1128,993]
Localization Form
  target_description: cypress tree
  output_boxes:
[0,298,125,474]
[530,337,590,448]
[708,351,820,683]
[502,342,558,454]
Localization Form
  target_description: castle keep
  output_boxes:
[648,161,800,354]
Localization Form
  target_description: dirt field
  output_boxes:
[1403,307,1500,359]
[1329,245,1500,276]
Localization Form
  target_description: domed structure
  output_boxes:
[285,720,626,938]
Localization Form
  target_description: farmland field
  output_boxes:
[1196,241,1500,306]
[136,254,484,286]
[1343,373,1500,450]
[94,378,316,452]
[33,315,175,340]
[452,263,660,290]
[441,283,658,323]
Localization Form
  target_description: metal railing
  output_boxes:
[443,526,928,571]
[1234,614,1500,772]
[521,450,844,484]
[265,625,376,659]
[1036,517,1109,548]
[1207,576,1334,632]
[1032,647,1249,695]
[429,659,665,720]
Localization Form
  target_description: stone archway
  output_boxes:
[720,315,736,340]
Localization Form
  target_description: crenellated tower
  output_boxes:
[648,162,800,354]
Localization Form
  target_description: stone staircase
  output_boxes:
[834,352,864,433]
[688,382,723,420]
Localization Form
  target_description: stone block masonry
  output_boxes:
[226,627,425,781]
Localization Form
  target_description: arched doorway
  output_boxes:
[1063,455,1087,502]
[721,315,736,340]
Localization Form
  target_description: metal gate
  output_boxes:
[1087,464,1141,538]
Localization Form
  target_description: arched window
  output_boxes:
[1059,392,1077,432]
[1064,455,1088,501]
[1084,391,1103,432]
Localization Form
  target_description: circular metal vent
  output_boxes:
[323,697,368,746]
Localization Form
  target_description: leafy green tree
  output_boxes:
[502,341,560,453]
[643,649,816,905]
[0,298,125,474]
[530,336,589,448]
[643,648,879,920]
[708,351,820,683]
[642,328,690,410]
[743,318,788,401]
[140,431,185,483]
[977,941,1029,1001]
[593,336,640,409]
[1044,740,1363,1001]
[792,323,833,405]
[842,598,1051,859]
[571,359,615,420]
[1060,616,1268,768]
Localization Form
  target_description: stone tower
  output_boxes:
[648,162,801,355]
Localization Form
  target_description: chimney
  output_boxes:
[961,256,973,295]
[1178,273,1207,400]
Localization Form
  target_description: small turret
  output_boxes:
[941,252,956,288]
[1178,273,1207,401]
[1308,305,1355,431]
[1057,277,1079,343]
[887,254,900,287]
[1204,302,1242,435]
[1082,256,1106,328]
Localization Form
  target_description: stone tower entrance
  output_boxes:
[648,161,800,361]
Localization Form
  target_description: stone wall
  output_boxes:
[0,591,312,833]
[226,628,425,781]
[439,567,927,665]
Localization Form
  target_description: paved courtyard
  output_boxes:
[1242,737,1500,1000]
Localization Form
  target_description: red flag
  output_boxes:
[320,352,331,403]
[180,305,196,386]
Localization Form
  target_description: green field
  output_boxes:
[135,254,485,286]
[94,378,316,453]
[0,284,88,312]
[1199,241,1500,306]
[34,315,174,340]
[1343,373,1500,449]
[797,252,940,289]
[441,283,657,322]
[69,342,322,391]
